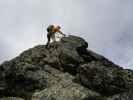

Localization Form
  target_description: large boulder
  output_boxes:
[0,61,47,99]
[16,35,88,75]
[77,60,133,95]
[31,66,101,100]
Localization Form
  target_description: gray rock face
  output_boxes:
[0,60,47,99]
[0,97,24,100]
[107,89,133,100]
[31,66,100,100]
[77,62,133,95]
[0,35,133,100]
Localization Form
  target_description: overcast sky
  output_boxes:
[0,0,133,69]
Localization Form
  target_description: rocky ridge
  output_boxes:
[0,35,133,100]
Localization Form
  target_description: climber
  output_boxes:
[46,24,66,48]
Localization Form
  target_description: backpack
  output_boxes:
[47,25,54,33]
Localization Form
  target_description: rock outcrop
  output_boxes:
[77,60,133,95]
[0,35,133,100]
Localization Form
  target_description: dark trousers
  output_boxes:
[46,32,55,47]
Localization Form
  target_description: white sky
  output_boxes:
[0,0,133,69]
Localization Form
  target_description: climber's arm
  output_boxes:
[58,30,66,36]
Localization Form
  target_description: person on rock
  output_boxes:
[46,24,65,48]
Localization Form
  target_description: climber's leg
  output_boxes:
[51,34,56,42]
[46,33,51,48]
